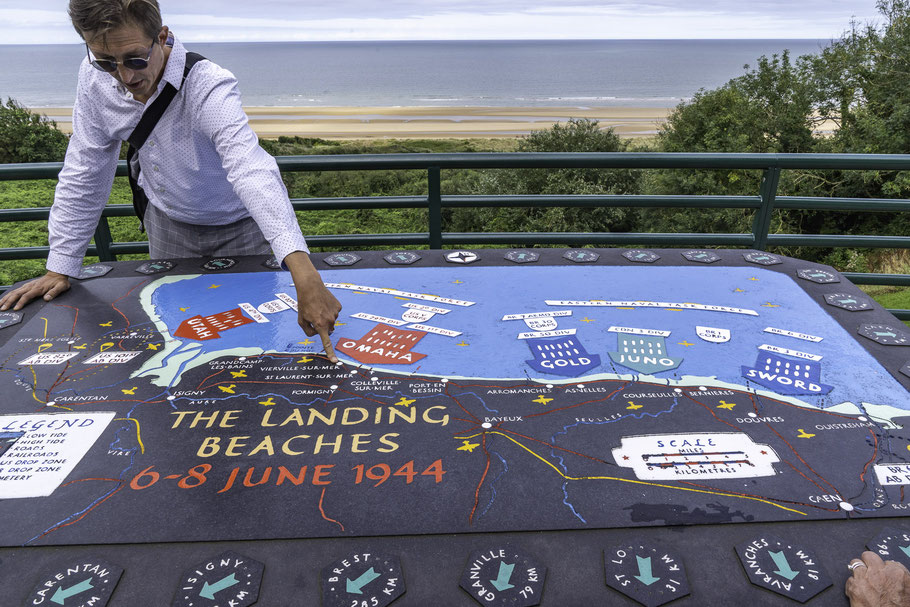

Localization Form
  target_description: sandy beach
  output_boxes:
[34,106,671,139]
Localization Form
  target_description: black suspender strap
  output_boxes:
[126,51,206,231]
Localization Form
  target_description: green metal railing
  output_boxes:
[2,152,909,318]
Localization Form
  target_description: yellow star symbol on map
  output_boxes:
[219,384,237,394]
[580,317,595,323]
[99,321,112,327]
[733,288,745,293]
[179,307,189,312]
[762,302,781,308]
[533,395,553,405]
[749,277,760,281]
[146,343,160,351]
[797,428,816,438]
[298,357,313,363]
[627,401,643,410]
[677,341,694,347]
[717,401,736,410]
[230,370,247,378]
[457,440,480,453]
[74,343,87,350]
[209,284,220,289]
[393,397,416,407]
[259,397,276,406]
[299,339,315,346]
[457,341,470,347]
[121,387,137,395]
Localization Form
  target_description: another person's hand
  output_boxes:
[284,252,342,363]
[0,271,71,311]
[846,551,910,607]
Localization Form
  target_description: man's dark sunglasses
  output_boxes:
[86,41,155,72]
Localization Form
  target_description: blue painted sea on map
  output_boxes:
[141,265,907,412]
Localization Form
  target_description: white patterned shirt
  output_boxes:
[47,36,309,277]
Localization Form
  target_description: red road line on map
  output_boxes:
[469,433,491,525]
[196,369,225,390]
[52,303,80,336]
[860,429,879,482]
[110,279,150,329]
[38,483,126,540]
[318,487,345,532]
[523,394,626,420]
[444,386,481,424]
[780,459,831,494]
[765,423,842,497]
[683,394,743,431]
[61,478,121,486]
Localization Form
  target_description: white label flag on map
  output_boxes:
[258,299,290,314]
[406,324,462,337]
[546,300,758,316]
[0,411,116,498]
[325,282,476,307]
[524,317,558,331]
[608,326,672,337]
[764,327,823,342]
[18,352,79,366]
[239,303,269,323]
[275,293,298,311]
[83,351,141,365]
[517,328,577,340]
[403,303,451,315]
[402,309,435,323]
[758,344,823,361]
[696,326,731,343]
[875,464,910,485]
[351,312,407,327]
[502,311,572,321]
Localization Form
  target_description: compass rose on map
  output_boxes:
[446,250,479,264]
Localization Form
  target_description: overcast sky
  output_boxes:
[0,0,883,44]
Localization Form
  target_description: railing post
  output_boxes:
[93,216,116,262]
[751,166,781,251]
[428,166,442,249]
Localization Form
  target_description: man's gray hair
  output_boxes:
[68,0,163,43]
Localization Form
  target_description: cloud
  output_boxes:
[0,1,883,44]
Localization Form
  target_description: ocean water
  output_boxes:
[0,39,826,108]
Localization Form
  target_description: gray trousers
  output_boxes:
[144,203,271,259]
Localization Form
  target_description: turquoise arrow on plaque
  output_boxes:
[347,567,381,594]
[770,551,800,580]
[51,578,93,605]
[490,561,515,591]
[634,556,660,586]
[900,545,910,560]
[200,573,239,599]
